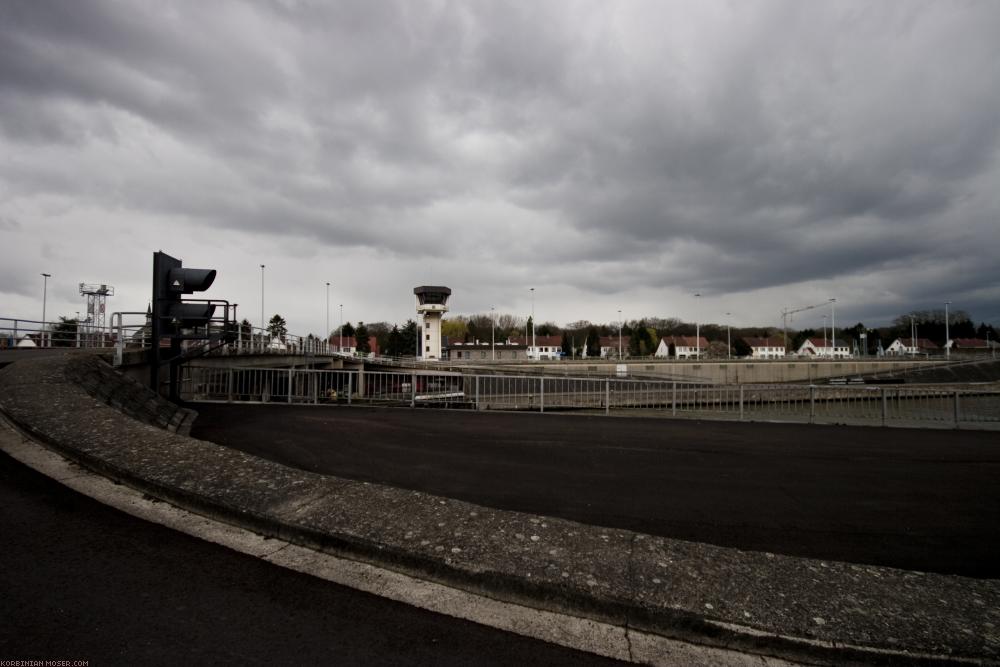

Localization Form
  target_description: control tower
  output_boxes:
[414,286,451,360]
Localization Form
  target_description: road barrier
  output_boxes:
[180,365,1000,429]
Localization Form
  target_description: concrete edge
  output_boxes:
[4,408,996,667]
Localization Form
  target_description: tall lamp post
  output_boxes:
[530,287,535,361]
[944,301,951,359]
[260,264,265,341]
[491,306,496,361]
[830,298,836,357]
[326,282,331,351]
[618,309,623,359]
[693,293,701,359]
[822,315,828,357]
[41,273,51,347]
[725,312,732,360]
[339,304,343,352]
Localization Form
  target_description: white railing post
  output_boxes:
[347,373,353,405]
[228,368,234,403]
[954,390,960,428]
[739,385,744,421]
[809,385,816,423]
[540,377,545,413]
[672,381,677,416]
[475,375,480,410]
[605,379,610,416]
[881,387,887,426]
[411,373,417,408]
[288,369,293,403]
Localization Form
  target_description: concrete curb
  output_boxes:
[1,354,998,666]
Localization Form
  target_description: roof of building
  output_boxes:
[659,335,709,348]
[952,338,989,348]
[598,335,630,348]
[743,337,784,348]
[891,338,939,350]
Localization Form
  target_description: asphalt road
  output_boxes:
[192,404,1000,578]
[0,450,626,666]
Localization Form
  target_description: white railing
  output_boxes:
[180,365,1000,429]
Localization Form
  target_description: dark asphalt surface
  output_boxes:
[0,450,626,666]
[192,404,1000,578]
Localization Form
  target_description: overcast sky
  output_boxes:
[3,0,999,337]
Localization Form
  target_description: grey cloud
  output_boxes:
[2,0,999,328]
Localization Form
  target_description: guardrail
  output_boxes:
[180,365,1000,429]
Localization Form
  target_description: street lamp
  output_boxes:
[822,315,828,357]
[618,309,622,360]
[260,264,265,341]
[530,287,535,361]
[326,282,331,351]
[944,301,951,359]
[491,306,496,361]
[693,293,701,359]
[41,273,51,347]
[725,312,731,360]
[829,298,836,357]
[339,304,343,352]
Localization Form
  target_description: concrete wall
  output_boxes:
[514,359,950,384]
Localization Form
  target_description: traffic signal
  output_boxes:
[153,251,217,329]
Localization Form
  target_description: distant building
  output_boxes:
[797,338,851,359]
[655,335,709,359]
[329,335,379,357]
[595,335,629,359]
[742,337,786,359]
[885,338,939,356]
[445,340,528,361]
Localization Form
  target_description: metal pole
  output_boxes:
[810,385,816,423]
[944,301,951,359]
[340,304,343,352]
[411,373,417,408]
[530,287,535,361]
[694,293,701,358]
[605,379,610,416]
[540,377,545,413]
[881,387,887,426]
[618,309,622,359]
[830,298,836,356]
[260,264,265,335]
[954,390,960,428]
[491,306,495,361]
[726,312,731,360]
[739,385,744,421]
[41,273,51,347]
[326,282,330,348]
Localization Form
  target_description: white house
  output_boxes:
[597,335,629,358]
[514,335,563,360]
[885,338,939,356]
[742,337,786,359]
[655,335,710,359]
[796,337,851,359]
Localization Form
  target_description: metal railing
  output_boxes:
[180,365,1000,429]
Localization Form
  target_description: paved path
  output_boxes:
[0,450,626,666]
[193,404,1000,578]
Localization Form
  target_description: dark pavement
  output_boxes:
[192,404,1000,578]
[0,450,626,666]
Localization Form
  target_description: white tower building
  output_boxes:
[414,286,451,361]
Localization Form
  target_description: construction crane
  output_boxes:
[781,299,834,352]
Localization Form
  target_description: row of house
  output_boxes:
[332,332,996,361]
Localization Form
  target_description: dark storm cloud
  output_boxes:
[2,0,999,326]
